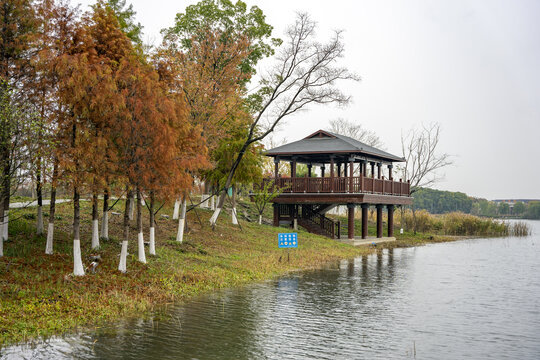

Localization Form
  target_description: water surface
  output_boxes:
[3,220,540,359]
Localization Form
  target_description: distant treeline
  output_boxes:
[413,188,540,219]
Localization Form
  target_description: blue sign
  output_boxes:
[279,233,298,248]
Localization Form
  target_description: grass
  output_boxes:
[0,198,371,347]
[1,198,527,347]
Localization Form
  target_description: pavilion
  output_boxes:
[263,130,412,240]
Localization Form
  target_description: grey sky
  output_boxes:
[72,0,540,200]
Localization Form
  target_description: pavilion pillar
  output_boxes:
[361,204,368,239]
[307,164,312,177]
[274,157,280,179]
[388,164,393,181]
[290,158,297,178]
[337,163,341,178]
[370,162,375,178]
[347,203,355,240]
[387,205,394,237]
[344,163,348,177]
[320,165,325,177]
[349,158,354,193]
[377,162,382,179]
[376,204,383,238]
[330,157,335,192]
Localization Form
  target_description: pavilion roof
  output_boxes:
[265,130,404,163]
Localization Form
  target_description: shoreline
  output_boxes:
[0,201,483,348]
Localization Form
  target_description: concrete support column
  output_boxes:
[347,203,355,240]
[361,204,368,239]
[376,204,383,238]
[387,205,395,237]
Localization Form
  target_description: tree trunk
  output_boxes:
[2,199,8,242]
[0,201,4,257]
[136,187,146,263]
[36,159,43,235]
[91,192,99,249]
[176,195,187,242]
[231,184,238,225]
[73,187,85,276]
[172,197,180,219]
[128,192,134,220]
[101,188,109,240]
[118,189,131,273]
[258,214,262,225]
[45,161,58,255]
[149,191,156,255]
[412,205,417,235]
[201,182,209,208]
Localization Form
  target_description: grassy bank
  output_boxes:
[0,200,527,347]
[0,199,371,347]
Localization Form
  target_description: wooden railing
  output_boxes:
[301,206,341,239]
[262,176,410,196]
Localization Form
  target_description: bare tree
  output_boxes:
[327,118,384,148]
[400,122,452,232]
[209,13,359,226]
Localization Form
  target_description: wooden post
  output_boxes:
[330,157,335,192]
[349,158,354,193]
[377,162,382,179]
[344,163,348,177]
[320,165,325,177]
[387,205,394,237]
[388,164,393,181]
[370,162,375,178]
[274,157,280,179]
[337,163,341,177]
[376,204,383,238]
[307,164,312,177]
[347,203,355,240]
[361,204,368,239]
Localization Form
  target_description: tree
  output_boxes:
[327,118,384,148]
[101,0,143,46]
[400,123,452,233]
[253,179,283,224]
[209,13,359,226]
[513,201,525,216]
[498,202,509,216]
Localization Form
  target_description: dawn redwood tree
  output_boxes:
[0,0,38,242]
[209,13,359,225]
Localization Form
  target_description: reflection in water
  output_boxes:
[2,221,540,359]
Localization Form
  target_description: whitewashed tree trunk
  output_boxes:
[128,193,134,220]
[3,210,8,241]
[73,238,85,276]
[172,198,180,219]
[118,240,128,273]
[209,206,221,226]
[101,210,108,239]
[176,197,187,242]
[36,206,44,235]
[201,194,209,208]
[45,223,54,255]
[231,185,238,225]
[91,219,99,250]
[149,226,156,255]
[138,232,146,263]
[232,207,238,225]
[258,215,262,224]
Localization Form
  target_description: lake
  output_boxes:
[2,220,540,359]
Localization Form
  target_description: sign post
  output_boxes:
[278,233,298,262]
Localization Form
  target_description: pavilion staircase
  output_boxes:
[275,204,341,239]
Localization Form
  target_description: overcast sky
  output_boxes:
[72,0,540,200]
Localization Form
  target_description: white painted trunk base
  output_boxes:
[138,232,146,263]
[293,218,298,230]
[209,207,222,226]
[210,196,215,210]
[101,211,108,239]
[91,219,100,249]
[172,199,180,219]
[2,211,8,241]
[176,218,185,242]
[118,240,128,273]
[36,206,44,235]
[149,227,156,255]
[232,207,238,225]
[201,194,209,208]
[0,233,3,257]
[73,239,85,276]
[258,215,262,225]
[45,222,54,254]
